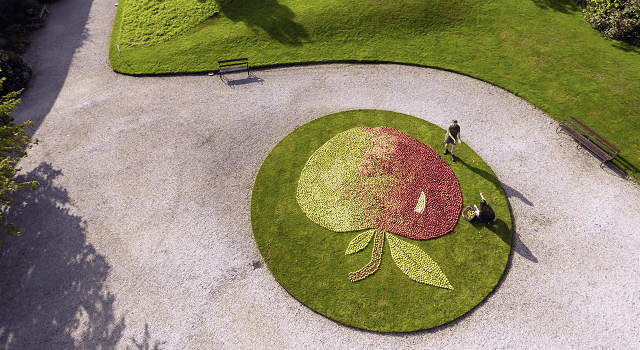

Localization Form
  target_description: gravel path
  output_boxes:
[2,0,639,349]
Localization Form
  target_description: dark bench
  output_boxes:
[217,58,250,81]
[27,5,49,29]
[556,116,620,168]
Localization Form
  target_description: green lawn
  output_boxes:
[251,110,511,331]
[109,0,640,180]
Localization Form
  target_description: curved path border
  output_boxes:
[2,0,639,348]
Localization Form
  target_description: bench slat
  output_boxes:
[218,58,248,64]
[561,124,611,161]
[558,117,619,164]
[219,66,248,73]
[569,116,620,154]
[567,120,618,158]
[217,58,250,81]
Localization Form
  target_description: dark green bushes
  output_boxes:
[0,0,43,94]
[582,0,640,45]
[0,51,32,97]
[0,0,43,53]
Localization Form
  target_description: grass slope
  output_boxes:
[109,0,640,181]
[251,110,512,331]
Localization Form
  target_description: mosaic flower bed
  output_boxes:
[250,109,512,332]
[297,126,461,288]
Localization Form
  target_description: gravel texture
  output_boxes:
[2,0,640,348]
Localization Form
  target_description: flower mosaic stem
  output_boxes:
[349,230,385,282]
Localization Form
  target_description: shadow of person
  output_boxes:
[470,218,538,263]
[0,163,125,349]
[455,158,534,206]
[471,218,511,246]
[454,158,503,191]
[215,0,309,46]
[500,182,534,206]
[512,231,538,263]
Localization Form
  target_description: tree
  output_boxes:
[0,70,38,250]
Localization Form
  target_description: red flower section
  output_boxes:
[348,127,462,240]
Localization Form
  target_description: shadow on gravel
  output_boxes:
[220,72,265,87]
[215,0,308,46]
[500,183,534,206]
[0,163,125,350]
[512,232,538,263]
[12,0,94,134]
[127,324,164,350]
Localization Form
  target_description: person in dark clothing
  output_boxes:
[444,120,461,162]
[474,192,495,224]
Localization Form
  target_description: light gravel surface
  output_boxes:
[2,0,640,349]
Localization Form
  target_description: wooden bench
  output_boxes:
[217,58,250,81]
[27,5,49,29]
[556,116,620,168]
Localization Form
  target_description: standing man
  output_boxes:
[444,119,461,162]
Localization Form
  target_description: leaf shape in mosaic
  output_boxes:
[346,229,376,255]
[387,232,453,289]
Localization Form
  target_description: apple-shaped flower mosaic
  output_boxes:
[297,126,462,289]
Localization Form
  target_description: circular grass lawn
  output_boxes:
[251,110,512,332]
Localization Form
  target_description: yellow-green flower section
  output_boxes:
[345,229,375,255]
[345,229,453,289]
[296,127,373,232]
[387,233,453,289]
[117,0,219,49]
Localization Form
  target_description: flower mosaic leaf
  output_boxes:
[387,233,453,290]
[349,230,385,282]
[346,229,376,255]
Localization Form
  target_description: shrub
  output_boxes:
[583,0,640,45]
[0,51,32,96]
[0,0,43,54]
[0,24,31,54]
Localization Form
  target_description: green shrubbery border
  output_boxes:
[580,0,640,45]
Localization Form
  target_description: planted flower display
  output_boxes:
[297,126,462,289]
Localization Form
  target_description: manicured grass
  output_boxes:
[110,0,640,181]
[251,110,511,331]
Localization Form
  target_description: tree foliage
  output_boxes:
[0,50,32,96]
[0,71,38,249]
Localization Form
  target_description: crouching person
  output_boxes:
[474,192,495,224]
